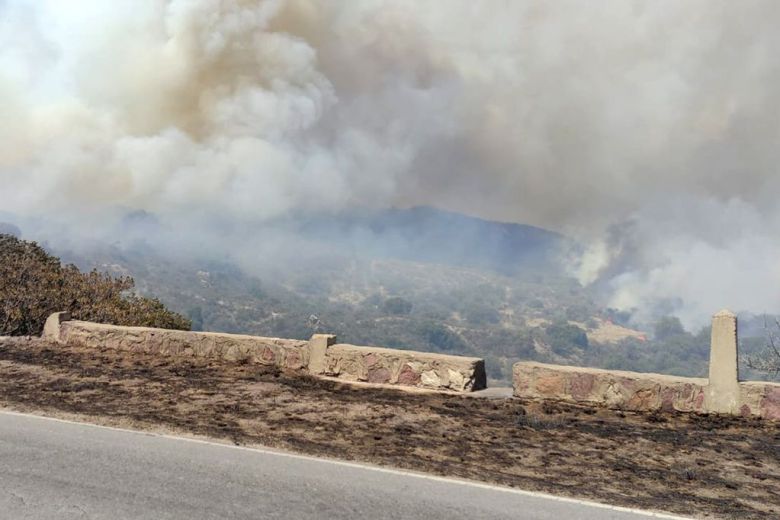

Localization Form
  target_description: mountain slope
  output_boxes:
[289,206,568,274]
[5,207,730,383]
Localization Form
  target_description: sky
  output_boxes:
[2,0,780,325]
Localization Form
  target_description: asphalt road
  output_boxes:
[0,411,686,520]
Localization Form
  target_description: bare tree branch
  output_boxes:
[745,314,780,377]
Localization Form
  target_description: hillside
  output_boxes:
[11,207,772,383]
[58,246,591,382]
[285,206,568,274]
[19,207,729,384]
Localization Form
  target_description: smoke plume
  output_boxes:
[2,0,780,326]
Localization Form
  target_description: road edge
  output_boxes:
[0,408,691,519]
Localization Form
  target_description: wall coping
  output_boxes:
[63,320,306,345]
[740,380,780,389]
[329,343,484,363]
[515,361,708,386]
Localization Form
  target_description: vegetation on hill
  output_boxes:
[8,206,775,383]
[56,239,739,383]
[0,234,190,336]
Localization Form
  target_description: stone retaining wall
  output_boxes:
[53,314,309,370]
[41,313,486,393]
[513,310,780,420]
[739,381,780,420]
[513,362,707,413]
[317,343,486,392]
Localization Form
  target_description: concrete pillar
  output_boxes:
[308,334,336,375]
[41,311,71,344]
[706,310,740,414]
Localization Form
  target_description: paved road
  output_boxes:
[0,411,685,520]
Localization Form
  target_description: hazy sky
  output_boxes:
[2,0,780,325]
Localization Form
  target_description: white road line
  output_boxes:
[0,409,690,519]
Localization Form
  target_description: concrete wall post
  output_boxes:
[706,310,740,414]
[41,311,71,344]
[308,334,337,375]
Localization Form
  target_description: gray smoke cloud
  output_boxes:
[2,0,780,326]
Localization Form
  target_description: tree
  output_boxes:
[746,316,780,377]
[654,316,686,341]
[417,321,466,351]
[0,234,190,336]
[544,320,589,355]
[382,296,413,316]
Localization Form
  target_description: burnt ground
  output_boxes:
[0,337,778,519]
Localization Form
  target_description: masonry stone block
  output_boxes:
[308,334,337,375]
[41,311,70,343]
[513,361,708,413]
[322,344,486,392]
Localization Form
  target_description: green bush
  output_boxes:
[545,320,589,355]
[0,234,190,336]
[417,321,466,351]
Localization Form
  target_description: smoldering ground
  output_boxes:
[2,0,780,325]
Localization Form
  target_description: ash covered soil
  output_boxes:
[0,337,778,519]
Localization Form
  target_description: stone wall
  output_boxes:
[316,343,486,392]
[738,381,780,420]
[41,313,486,393]
[513,362,707,413]
[51,314,309,370]
[513,310,780,420]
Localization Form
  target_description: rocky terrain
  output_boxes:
[0,336,778,519]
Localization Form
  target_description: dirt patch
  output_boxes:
[586,317,648,344]
[0,337,778,519]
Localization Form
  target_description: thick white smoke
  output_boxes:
[2,0,780,326]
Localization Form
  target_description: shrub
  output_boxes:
[0,234,190,336]
[382,296,413,316]
[464,306,501,325]
[417,321,466,351]
[565,304,591,322]
[654,316,686,341]
[545,320,589,355]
